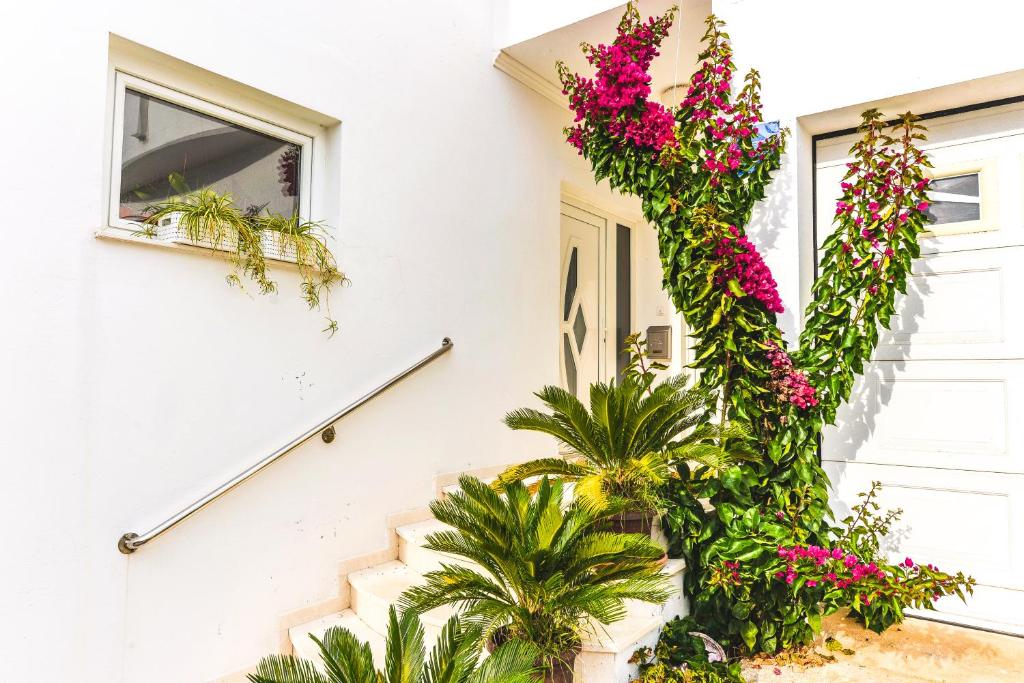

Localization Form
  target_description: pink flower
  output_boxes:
[806,579,818,587]
[917,202,929,211]
[904,557,914,568]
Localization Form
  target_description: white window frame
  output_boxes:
[106,71,314,235]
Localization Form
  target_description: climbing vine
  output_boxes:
[559,2,947,652]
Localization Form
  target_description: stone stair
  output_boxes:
[288,498,689,682]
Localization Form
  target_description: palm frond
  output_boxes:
[420,615,476,683]
[494,458,594,491]
[468,638,543,683]
[314,626,377,683]
[383,606,425,683]
[248,655,329,683]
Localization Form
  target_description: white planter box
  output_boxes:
[152,212,238,252]
[262,232,299,263]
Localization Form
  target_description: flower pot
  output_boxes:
[152,211,238,252]
[488,628,579,683]
[605,509,656,536]
[602,510,668,566]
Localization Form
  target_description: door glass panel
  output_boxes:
[563,333,577,396]
[615,224,632,381]
[563,247,578,320]
[573,306,587,352]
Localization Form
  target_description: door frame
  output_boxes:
[559,193,637,387]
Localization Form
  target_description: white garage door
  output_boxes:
[815,101,1024,635]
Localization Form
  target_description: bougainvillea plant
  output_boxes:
[558,1,973,654]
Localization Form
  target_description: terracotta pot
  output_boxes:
[487,628,579,683]
[604,509,656,536]
[542,650,578,683]
[602,510,669,566]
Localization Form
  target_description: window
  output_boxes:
[108,72,312,231]
[925,172,981,226]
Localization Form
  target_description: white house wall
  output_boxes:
[0,1,675,682]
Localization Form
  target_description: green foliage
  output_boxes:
[835,482,976,633]
[797,111,932,425]
[497,334,750,514]
[630,617,743,683]
[399,476,672,669]
[144,189,275,295]
[559,2,971,658]
[141,186,347,335]
[248,606,542,683]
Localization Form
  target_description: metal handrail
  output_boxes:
[118,337,454,554]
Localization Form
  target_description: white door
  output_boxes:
[815,102,1024,635]
[560,203,607,399]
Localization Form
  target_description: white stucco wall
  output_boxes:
[712,0,1024,339]
[0,1,674,682]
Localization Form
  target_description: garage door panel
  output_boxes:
[824,360,1022,473]
[910,585,1024,635]
[874,248,1023,360]
[824,462,1024,596]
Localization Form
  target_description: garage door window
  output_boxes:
[926,172,981,225]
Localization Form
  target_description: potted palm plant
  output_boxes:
[497,335,750,537]
[400,475,672,682]
[248,606,541,683]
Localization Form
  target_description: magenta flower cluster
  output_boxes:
[563,12,677,153]
[679,38,775,187]
[766,341,818,409]
[714,226,784,313]
[775,544,944,606]
[833,150,932,293]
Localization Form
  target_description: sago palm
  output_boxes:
[248,606,541,683]
[399,476,672,674]
[497,372,750,514]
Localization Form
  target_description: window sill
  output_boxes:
[95,226,302,266]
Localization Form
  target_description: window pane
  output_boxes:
[119,89,301,221]
[926,201,981,225]
[931,173,979,197]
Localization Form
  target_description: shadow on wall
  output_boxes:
[822,258,934,545]
[745,145,795,336]
[825,260,933,457]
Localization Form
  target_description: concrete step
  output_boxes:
[625,558,688,621]
[576,614,664,681]
[396,518,481,575]
[348,560,456,646]
[289,609,386,671]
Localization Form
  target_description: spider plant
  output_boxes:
[143,188,274,294]
[496,342,752,530]
[260,213,348,335]
[140,185,347,335]
[400,476,672,681]
[249,606,541,683]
